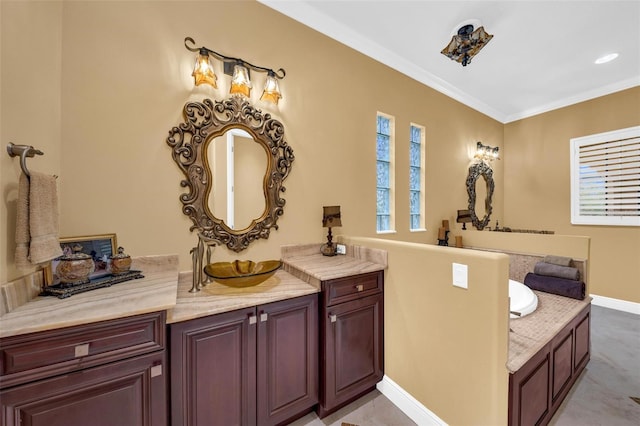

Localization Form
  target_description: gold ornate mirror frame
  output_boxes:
[466,161,495,230]
[166,96,294,252]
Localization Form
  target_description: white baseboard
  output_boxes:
[590,294,640,315]
[376,375,447,426]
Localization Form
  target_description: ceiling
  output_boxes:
[259,0,640,123]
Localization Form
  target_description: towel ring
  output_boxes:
[6,142,44,178]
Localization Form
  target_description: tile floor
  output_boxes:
[290,305,639,425]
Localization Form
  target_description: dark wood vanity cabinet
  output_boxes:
[508,304,591,426]
[0,311,167,426]
[318,271,384,417]
[169,294,318,426]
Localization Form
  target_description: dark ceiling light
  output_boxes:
[441,23,493,67]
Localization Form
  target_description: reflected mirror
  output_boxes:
[474,174,487,219]
[466,161,494,230]
[208,128,267,230]
[167,96,294,252]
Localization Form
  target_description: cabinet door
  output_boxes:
[0,351,166,426]
[257,294,318,426]
[170,307,257,426]
[321,293,384,415]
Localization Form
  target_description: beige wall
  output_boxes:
[504,88,640,303]
[1,1,63,282]
[341,235,510,426]
[2,0,503,281]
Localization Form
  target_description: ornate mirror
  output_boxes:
[466,161,494,230]
[167,96,294,252]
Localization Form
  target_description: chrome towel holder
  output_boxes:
[6,142,44,178]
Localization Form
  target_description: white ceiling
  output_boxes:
[259,0,640,123]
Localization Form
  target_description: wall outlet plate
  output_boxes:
[336,244,346,255]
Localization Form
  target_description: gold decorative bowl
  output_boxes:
[203,260,282,288]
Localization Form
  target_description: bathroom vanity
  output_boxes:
[0,312,167,426]
[169,294,318,426]
[317,271,384,417]
[0,247,387,426]
[0,256,178,426]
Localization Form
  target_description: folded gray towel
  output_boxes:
[543,255,572,267]
[534,261,580,281]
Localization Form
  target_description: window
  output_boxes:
[376,113,395,232]
[409,124,425,231]
[570,126,640,226]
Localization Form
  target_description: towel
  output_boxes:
[534,261,580,281]
[14,172,63,268]
[524,273,585,300]
[543,255,573,267]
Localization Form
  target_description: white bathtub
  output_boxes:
[509,279,538,319]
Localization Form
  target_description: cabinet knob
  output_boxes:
[355,284,364,292]
[260,313,268,322]
[330,314,337,323]
[249,314,257,325]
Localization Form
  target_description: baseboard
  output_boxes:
[590,294,640,315]
[376,375,447,426]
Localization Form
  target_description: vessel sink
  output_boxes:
[203,260,282,287]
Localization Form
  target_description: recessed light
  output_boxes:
[595,53,619,64]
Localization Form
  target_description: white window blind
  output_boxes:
[570,126,640,226]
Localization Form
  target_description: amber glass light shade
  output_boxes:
[192,51,217,87]
[230,64,252,97]
[260,73,282,104]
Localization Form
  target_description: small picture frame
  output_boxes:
[47,233,118,285]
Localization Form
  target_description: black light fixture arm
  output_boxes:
[184,37,286,79]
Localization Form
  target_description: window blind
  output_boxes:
[571,126,640,226]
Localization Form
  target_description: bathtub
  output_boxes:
[509,279,538,318]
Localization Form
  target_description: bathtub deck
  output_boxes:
[507,291,591,372]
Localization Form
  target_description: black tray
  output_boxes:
[41,270,145,299]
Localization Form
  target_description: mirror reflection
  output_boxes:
[466,161,495,230]
[207,128,267,230]
[474,174,488,220]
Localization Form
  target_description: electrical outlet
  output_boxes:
[336,244,346,255]
[452,263,468,289]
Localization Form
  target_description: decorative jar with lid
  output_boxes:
[56,243,94,285]
[110,246,132,275]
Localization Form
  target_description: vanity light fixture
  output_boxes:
[441,21,493,67]
[321,206,342,256]
[474,141,499,162]
[185,37,286,104]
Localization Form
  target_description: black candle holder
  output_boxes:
[437,230,450,246]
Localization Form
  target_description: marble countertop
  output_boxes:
[0,255,180,339]
[508,292,591,372]
[167,269,319,324]
[281,243,387,287]
[0,244,389,336]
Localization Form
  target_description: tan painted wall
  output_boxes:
[1,0,503,282]
[503,88,640,303]
[1,1,63,282]
[340,235,510,426]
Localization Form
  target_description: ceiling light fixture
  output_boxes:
[441,22,493,67]
[184,37,286,104]
[594,53,619,65]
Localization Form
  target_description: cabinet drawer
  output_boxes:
[323,271,383,306]
[0,311,165,389]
